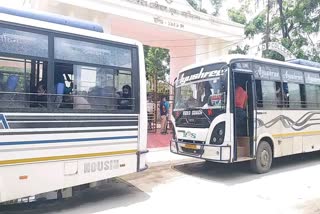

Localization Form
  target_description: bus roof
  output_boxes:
[0,6,103,33]
[0,8,141,47]
[287,59,320,69]
[179,55,320,74]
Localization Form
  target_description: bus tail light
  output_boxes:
[210,122,225,145]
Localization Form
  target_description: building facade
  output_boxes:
[1,0,244,83]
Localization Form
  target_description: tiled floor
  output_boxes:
[147,130,172,148]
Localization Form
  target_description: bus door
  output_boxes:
[233,72,255,160]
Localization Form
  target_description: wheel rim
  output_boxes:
[260,149,270,167]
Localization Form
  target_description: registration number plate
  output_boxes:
[183,144,197,149]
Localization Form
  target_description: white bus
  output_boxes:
[170,55,320,173]
[0,7,147,203]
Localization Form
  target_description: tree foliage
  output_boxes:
[245,0,320,62]
[244,12,266,38]
[144,46,170,82]
[228,7,247,25]
[228,45,250,55]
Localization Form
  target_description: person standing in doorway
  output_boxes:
[160,96,168,134]
[235,81,248,136]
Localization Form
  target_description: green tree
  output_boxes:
[144,46,170,90]
[228,7,247,25]
[244,12,266,38]
[228,45,250,55]
[245,0,320,62]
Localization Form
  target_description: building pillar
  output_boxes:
[169,41,196,85]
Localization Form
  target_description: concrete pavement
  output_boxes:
[146,147,193,167]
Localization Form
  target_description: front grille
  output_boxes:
[176,116,210,128]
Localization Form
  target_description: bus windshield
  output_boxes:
[174,64,228,110]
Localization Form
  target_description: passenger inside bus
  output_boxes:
[118,84,132,109]
[276,82,289,107]
[54,63,73,108]
[276,83,282,107]
[31,81,47,108]
[235,80,248,136]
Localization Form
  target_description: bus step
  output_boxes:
[237,136,250,157]
[237,146,250,157]
[237,136,250,146]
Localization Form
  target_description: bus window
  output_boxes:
[260,81,278,109]
[305,85,320,109]
[281,82,288,108]
[116,70,132,91]
[284,83,303,109]
[0,57,48,109]
[73,65,117,110]
[53,37,134,112]
[300,84,306,108]
[255,80,263,108]
[0,57,29,109]
[30,60,48,108]
[115,70,133,110]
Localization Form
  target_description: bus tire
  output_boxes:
[250,141,272,174]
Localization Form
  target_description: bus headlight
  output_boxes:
[210,122,225,145]
[212,137,217,143]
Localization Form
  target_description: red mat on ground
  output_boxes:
[147,132,172,148]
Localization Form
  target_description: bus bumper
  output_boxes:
[170,139,231,162]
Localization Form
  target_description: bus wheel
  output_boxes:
[250,141,272,174]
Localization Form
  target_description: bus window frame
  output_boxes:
[0,22,140,114]
[252,60,320,111]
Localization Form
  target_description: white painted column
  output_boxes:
[169,41,196,85]
[196,38,229,62]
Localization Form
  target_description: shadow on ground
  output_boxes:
[173,151,320,186]
[0,178,150,214]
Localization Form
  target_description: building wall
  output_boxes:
[0,0,244,85]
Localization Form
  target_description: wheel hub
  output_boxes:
[260,150,270,167]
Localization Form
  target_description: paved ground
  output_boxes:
[2,151,320,214]
[147,132,172,148]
